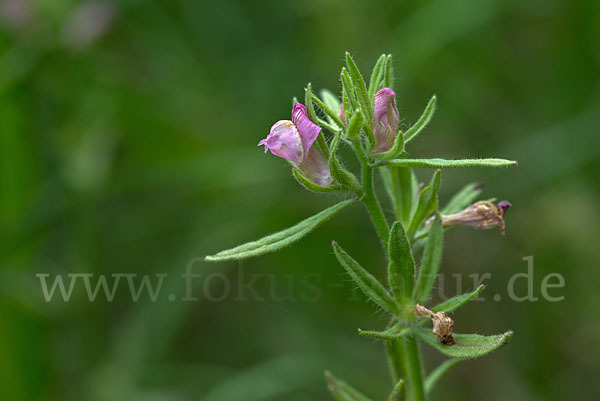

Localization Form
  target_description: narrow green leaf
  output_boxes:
[341,88,352,126]
[431,285,485,313]
[424,359,462,394]
[346,108,364,140]
[408,169,441,237]
[332,241,400,315]
[205,199,357,262]
[441,182,483,215]
[413,214,443,303]
[386,158,518,169]
[388,221,415,302]
[383,55,394,89]
[312,93,345,129]
[292,168,342,193]
[358,322,410,340]
[325,371,372,401]
[345,52,373,123]
[403,95,437,144]
[414,328,513,359]
[368,54,386,101]
[388,378,405,401]
[341,67,358,116]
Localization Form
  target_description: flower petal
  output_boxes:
[291,102,321,153]
[299,145,333,186]
[258,120,304,163]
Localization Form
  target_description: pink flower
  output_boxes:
[372,88,399,154]
[259,103,333,186]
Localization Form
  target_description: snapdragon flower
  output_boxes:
[259,103,333,186]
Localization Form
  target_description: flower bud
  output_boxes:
[372,88,400,154]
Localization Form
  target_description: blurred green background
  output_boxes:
[1,0,599,400]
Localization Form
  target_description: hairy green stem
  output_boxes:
[353,139,390,248]
[402,335,427,401]
[385,338,405,384]
[353,138,425,401]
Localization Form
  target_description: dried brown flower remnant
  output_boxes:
[441,200,511,235]
[414,304,455,345]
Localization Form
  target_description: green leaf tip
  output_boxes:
[368,54,387,101]
[345,52,373,124]
[205,199,357,262]
[403,95,437,144]
[383,54,394,89]
[388,378,405,401]
[431,284,485,313]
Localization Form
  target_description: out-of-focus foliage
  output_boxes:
[1,0,599,400]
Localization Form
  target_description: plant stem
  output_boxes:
[352,138,426,401]
[385,338,405,384]
[402,335,427,401]
[353,139,390,248]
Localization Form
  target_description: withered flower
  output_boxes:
[414,304,455,345]
[441,200,512,235]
